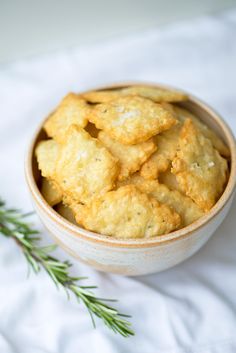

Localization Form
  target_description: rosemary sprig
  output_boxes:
[0,199,134,337]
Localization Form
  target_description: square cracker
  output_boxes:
[119,174,204,227]
[44,93,90,143]
[171,119,228,211]
[140,121,182,179]
[82,86,188,104]
[54,125,119,204]
[174,106,230,157]
[88,96,177,145]
[76,185,181,238]
[98,131,157,181]
[121,86,188,103]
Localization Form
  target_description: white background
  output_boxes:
[1,0,236,63]
[0,7,236,353]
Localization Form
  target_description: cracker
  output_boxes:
[82,90,121,103]
[174,106,230,157]
[88,96,177,145]
[98,131,157,181]
[171,119,228,211]
[44,93,90,143]
[35,139,59,178]
[41,178,62,206]
[140,122,182,179]
[54,125,119,204]
[120,175,204,226]
[76,185,181,238]
[82,86,188,104]
[55,202,77,225]
[122,86,188,103]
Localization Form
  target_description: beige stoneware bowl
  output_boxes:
[25,83,236,276]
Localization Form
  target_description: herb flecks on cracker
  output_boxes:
[119,175,204,227]
[36,85,229,238]
[174,106,230,157]
[88,96,177,145]
[75,185,181,238]
[171,119,228,211]
[54,125,119,204]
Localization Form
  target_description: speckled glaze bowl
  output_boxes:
[25,83,236,276]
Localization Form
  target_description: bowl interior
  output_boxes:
[27,83,236,247]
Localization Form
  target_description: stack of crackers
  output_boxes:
[35,85,229,238]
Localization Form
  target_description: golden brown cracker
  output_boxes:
[120,175,204,226]
[54,125,119,204]
[81,90,121,103]
[171,119,228,211]
[82,86,188,104]
[76,185,181,238]
[174,106,230,157]
[44,93,89,143]
[88,96,177,145]
[122,86,188,103]
[98,131,157,181]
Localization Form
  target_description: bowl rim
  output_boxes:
[25,81,236,248]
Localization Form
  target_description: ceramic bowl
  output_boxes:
[25,82,236,276]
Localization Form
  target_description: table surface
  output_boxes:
[0,8,236,353]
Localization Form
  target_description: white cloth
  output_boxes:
[0,8,236,353]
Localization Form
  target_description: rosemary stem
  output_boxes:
[0,199,134,337]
